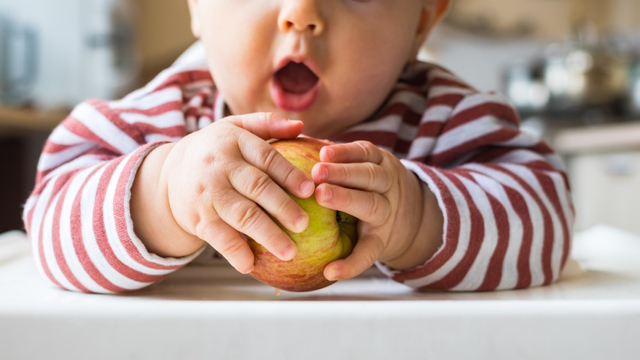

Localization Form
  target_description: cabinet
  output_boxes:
[0,137,24,232]
[554,121,640,235]
[0,108,66,232]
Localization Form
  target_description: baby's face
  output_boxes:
[187,0,448,138]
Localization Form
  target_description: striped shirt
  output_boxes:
[23,59,574,293]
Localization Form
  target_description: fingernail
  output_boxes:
[295,213,308,233]
[283,244,297,261]
[301,181,315,197]
[324,147,335,160]
[323,186,333,201]
[320,166,329,181]
[325,267,337,281]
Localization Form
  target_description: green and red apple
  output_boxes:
[248,137,358,292]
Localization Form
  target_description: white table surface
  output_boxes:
[1,225,640,360]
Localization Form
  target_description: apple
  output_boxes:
[248,137,358,292]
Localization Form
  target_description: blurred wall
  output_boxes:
[424,0,640,93]
[447,0,640,39]
[133,0,196,85]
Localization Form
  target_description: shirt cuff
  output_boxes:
[375,160,455,289]
[120,141,206,271]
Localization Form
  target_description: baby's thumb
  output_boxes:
[227,112,304,140]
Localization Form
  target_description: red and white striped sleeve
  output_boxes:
[22,71,214,293]
[375,69,574,291]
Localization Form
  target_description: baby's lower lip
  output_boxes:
[270,77,320,112]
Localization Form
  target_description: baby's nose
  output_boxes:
[277,0,325,36]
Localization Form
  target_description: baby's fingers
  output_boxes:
[324,233,385,281]
[319,141,384,164]
[216,191,297,262]
[229,165,309,234]
[315,183,391,226]
[226,112,304,141]
[197,218,255,274]
[238,132,314,199]
[312,162,391,193]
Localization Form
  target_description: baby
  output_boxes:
[23,0,573,293]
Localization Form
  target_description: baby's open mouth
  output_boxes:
[271,61,320,112]
[275,61,319,94]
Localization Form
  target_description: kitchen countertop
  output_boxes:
[0,106,68,132]
[1,226,639,360]
[552,120,640,155]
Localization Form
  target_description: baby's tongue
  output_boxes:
[276,62,319,94]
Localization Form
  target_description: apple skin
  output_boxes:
[248,137,358,292]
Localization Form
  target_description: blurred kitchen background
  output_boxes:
[0,0,639,235]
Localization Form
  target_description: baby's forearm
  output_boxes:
[131,143,205,258]
[381,182,443,271]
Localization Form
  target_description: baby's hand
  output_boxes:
[311,141,425,281]
[161,113,315,274]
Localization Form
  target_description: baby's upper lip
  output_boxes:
[275,55,320,76]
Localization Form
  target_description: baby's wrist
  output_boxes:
[381,181,443,270]
[132,143,204,257]
[378,169,424,266]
